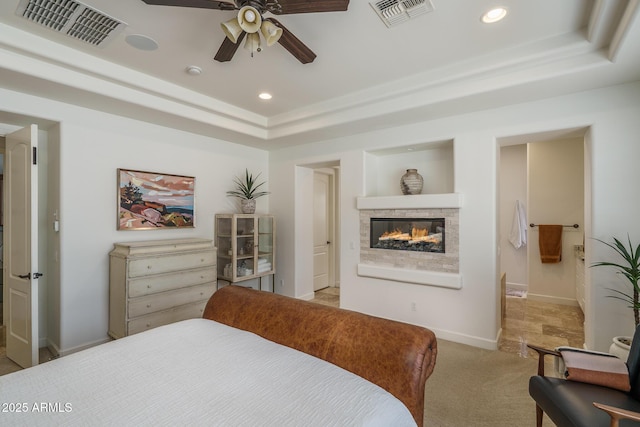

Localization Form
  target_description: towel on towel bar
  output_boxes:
[509,200,527,249]
[538,224,563,263]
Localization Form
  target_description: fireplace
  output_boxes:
[370,217,445,253]
[358,200,461,286]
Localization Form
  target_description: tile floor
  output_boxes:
[311,287,340,308]
[499,294,584,357]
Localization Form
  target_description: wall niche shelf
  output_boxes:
[357,193,463,210]
[365,140,454,197]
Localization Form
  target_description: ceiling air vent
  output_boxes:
[370,0,435,28]
[16,0,126,47]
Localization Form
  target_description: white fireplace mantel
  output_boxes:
[357,264,463,289]
[356,193,463,210]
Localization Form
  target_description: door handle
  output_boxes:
[17,273,43,279]
[327,241,331,244]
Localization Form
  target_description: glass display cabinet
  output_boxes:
[215,214,275,287]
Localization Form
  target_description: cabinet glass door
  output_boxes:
[216,216,232,279]
[257,216,274,274]
[236,217,255,278]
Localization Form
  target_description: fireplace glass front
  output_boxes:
[370,218,445,253]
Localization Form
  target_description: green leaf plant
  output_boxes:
[226,169,269,200]
[591,235,640,328]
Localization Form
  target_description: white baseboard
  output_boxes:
[506,282,527,292]
[527,292,579,306]
[428,326,498,350]
[58,337,112,357]
[298,292,315,301]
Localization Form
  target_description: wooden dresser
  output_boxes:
[109,238,217,339]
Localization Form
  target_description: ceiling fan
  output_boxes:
[141,0,350,64]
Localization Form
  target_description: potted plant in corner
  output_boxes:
[226,169,269,214]
[591,235,640,359]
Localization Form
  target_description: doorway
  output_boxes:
[294,161,340,303]
[498,128,587,352]
[0,119,58,367]
[0,141,4,347]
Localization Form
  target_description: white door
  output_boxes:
[5,125,39,368]
[313,173,329,291]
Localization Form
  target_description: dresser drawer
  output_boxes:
[128,283,216,318]
[128,250,215,278]
[127,300,208,335]
[129,267,216,297]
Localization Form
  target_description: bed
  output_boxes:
[0,285,437,426]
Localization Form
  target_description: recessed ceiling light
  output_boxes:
[125,34,158,51]
[258,92,272,100]
[185,65,202,76]
[481,7,507,24]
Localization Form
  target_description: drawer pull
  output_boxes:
[147,304,152,308]
[147,285,151,289]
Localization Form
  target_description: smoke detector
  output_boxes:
[16,0,126,47]
[370,0,435,28]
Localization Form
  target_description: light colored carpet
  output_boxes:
[423,338,550,426]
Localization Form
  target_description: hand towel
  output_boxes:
[538,224,563,263]
[508,200,527,249]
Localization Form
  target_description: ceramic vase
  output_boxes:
[241,199,256,214]
[400,169,424,195]
[609,336,632,360]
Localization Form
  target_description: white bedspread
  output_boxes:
[0,319,416,426]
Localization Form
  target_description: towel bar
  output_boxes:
[529,223,579,228]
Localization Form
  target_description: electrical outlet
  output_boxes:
[411,302,416,312]
[279,279,284,288]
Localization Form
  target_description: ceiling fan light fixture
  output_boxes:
[260,21,283,46]
[238,6,262,33]
[221,18,243,43]
[244,32,262,55]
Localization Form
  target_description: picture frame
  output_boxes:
[117,168,195,230]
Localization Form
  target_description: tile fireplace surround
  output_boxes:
[357,195,462,289]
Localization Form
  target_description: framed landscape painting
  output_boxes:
[117,168,195,230]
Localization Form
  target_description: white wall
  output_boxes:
[270,81,640,351]
[1,88,269,354]
[588,103,640,350]
[527,138,584,304]
[3,81,640,354]
[499,145,527,289]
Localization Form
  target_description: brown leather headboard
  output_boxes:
[203,285,437,426]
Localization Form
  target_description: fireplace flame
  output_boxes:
[380,227,430,240]
[412,227,427,238]
[379,227,441,244]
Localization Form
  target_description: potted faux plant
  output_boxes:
[591,235,640,358]
[226,169,269,214]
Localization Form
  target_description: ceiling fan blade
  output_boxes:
[141,0,236,10]
[267,0,349,15]
[267,18,316,64]
[214,32,246,62]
